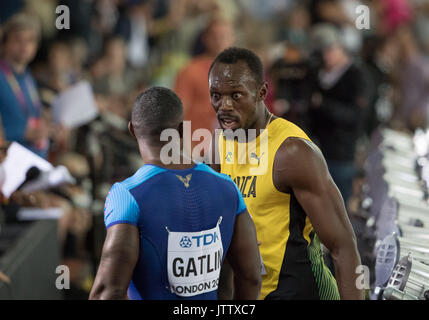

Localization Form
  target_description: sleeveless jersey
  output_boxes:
[103,162,246,300]
[218,117,340,300]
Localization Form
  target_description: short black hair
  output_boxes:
[209,47,264,85]
[131,86,183,138]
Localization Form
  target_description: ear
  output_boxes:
[128,121,136,138]
[258,81,268,101]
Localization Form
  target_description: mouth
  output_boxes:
[219,115,240,130]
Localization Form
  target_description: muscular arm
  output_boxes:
[225,210,261,300]
[89,224,139,299]
[273,137,364,300]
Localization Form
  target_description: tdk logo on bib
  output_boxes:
[179,232,219,248]
[179,236,192,248]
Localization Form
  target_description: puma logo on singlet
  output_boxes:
[176,174,192,188]
[250,152,264,165]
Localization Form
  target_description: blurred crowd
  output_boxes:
[0,0,428,299]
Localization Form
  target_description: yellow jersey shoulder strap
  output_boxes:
[268,118,311,143]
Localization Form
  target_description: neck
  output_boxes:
[241,105,273,142]
[2,55,27,73]
[138,140,195,169]
[251,104,272,130]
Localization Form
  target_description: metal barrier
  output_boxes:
[362,128,429,300]
[0,221,63,300]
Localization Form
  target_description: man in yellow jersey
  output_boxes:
[208,47,364,300]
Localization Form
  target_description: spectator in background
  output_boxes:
[0,13,50,158]
[393,27,429,131]
[361,35,398,137]
[269,41,312,131]
[92,36,140,98]
[25,0,58,43]
[37,40,78,94]
[174,18,234,160]
[309,24,367,206]
[91,36,143,120]
[269,5,312,131]
[115,0,152,69]
[277,4,310,44]
[89,36,144,183]
[378,0,413,35]
[68,37,90,80]
[310,0,363,54]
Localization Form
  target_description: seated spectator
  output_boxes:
[0,13,50,158]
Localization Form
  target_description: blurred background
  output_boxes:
[0,0,428,300]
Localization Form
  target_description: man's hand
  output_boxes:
[25,119,50,145]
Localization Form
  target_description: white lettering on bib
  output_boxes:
[166,218,223,297]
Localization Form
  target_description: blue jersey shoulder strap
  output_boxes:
[104,165,166,228]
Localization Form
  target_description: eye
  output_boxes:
[211,92,220,101]
[232,92,242,100]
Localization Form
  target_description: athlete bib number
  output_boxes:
[167,219,223,297]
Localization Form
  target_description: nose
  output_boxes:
[219,96,234,111]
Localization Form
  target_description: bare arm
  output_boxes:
[89,224,139,299]
[218,260,234,299]
[273,137,364,300]
[225,210,261,300]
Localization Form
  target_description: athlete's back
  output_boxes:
[90,86,261,301]
[104,162,246,299]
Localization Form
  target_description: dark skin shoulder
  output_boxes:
[273,137,364,300]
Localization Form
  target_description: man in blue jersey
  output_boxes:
[89,87,261,300]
